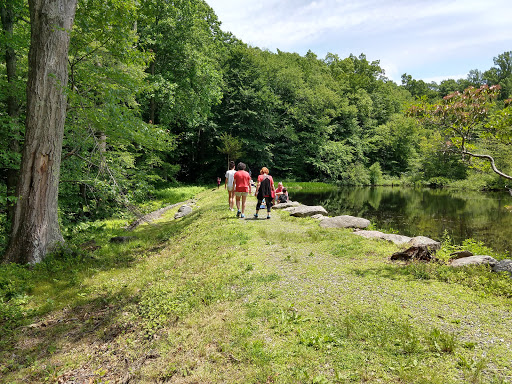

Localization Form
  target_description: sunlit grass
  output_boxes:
[139,185,208,212]
[1,186,512,383]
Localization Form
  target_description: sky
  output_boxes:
[206,0,512,84]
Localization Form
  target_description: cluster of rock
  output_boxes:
[277,201,512,277]
[126,199,196,230]
[107,202,195,244]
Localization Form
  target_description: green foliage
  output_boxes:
[369,162,383,185]
[0,263,32,301]
[484,51,512,99]
[315,140,354,180]
[401,73,439,100]
[152,185,206,204]
[408,84,512,182]
[216,132,244,168]
[284,181,337,193]
[367,114,421,177]
[56,0,178,222]
[0,262,33,339]
[137,0,224,182]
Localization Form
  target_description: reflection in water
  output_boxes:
[292,187,512,254]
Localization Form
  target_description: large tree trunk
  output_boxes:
[3,0,77,264]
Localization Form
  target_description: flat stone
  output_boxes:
[272,201,301,209]
[287,205,328,217]
[353,230,412,245]
[311,214,328,220]
[450,255,498,267]
[319,215,370,229]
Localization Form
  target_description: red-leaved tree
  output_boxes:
[407,85,512,181]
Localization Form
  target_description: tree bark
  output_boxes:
[3,0,77,264]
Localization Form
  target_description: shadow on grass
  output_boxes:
[0,210,202,381]
[2,289,145,382]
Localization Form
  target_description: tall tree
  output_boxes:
[484,51,512,99]
[137,0,224,180]
[60,0,171,219]
[3,0,77,264]
[217,132,243,169]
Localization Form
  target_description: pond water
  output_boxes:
[291,186,512,255]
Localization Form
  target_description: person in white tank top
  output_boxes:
[225,161,236,210]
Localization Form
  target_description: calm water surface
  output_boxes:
[292,187,512,254]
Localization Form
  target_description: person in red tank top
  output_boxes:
[233,162,252,218]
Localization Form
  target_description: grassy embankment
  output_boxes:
[1,185,512,383]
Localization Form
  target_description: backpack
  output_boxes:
[257,176,272,199]
[278,194,288,203]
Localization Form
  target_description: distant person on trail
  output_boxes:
[225,161,236,211]
[274,181,288,205]
[233,162,252,218]
[277,187,288,204]
[217,177,221,189]
[254,167,275,219]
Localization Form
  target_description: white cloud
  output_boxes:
[207,0,512,82]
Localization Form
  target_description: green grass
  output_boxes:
[284,181,338,193]
[1,186,512,383]
[141,185,208,213]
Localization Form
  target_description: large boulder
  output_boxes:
[286,205,328,217]
[319,215,370,229]
[491,259,512,276]
[450,255,497,268]
[174,205,193,219]
[353,230,412,245]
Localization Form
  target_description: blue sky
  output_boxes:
[206,0,512,84]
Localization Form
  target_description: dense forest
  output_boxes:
[1,0,511,259]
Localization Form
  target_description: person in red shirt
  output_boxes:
[233,162,252,218]
[274,181,283,205]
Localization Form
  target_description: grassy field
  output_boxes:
[1,186,512,383]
